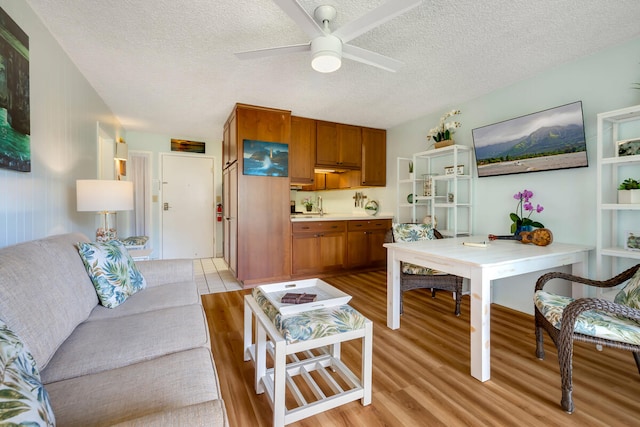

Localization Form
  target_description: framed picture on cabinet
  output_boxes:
[243,139,289,177]
[616,138,640,157]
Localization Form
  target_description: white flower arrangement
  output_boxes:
[427,109,461,142]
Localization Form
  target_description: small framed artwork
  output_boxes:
[617,138,640,157]
[444,165,464,175]
[625,231,640,251]
[243,139,288,177]
[171,138,205,153]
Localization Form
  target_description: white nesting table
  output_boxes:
[384,235,592,382]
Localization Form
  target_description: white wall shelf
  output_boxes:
[396,145,472,237]
[596,104,640,299]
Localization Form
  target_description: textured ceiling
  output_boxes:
[26,0,640,140]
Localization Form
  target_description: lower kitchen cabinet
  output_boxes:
[347,219,391,269]
[291,218,391,277]
[292,221,346,276]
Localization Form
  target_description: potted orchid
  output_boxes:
[427,109,462,144]
[302,197,314,212]
[510,189,544,234]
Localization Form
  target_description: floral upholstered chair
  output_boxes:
[534,264,640,414]
[388,223,463,316]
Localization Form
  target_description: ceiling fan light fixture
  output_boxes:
[311,35,342,73]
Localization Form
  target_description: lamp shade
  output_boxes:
[114,142,128,160]
[311,35,342,73]
[76,180,134,212]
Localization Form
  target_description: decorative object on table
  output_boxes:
[427,109,461,149]
[618,178,640,203]
[488,228,553,246]
[364,200,379,216]
[444,165,464,175]
[242,139,288,177]
[302,197,314,211]
[281,292,317,304]
[76,180,134,242]
[510,189,544,234]
[472,101,588,178]
[625,231,640,251]
[617,138,640,157]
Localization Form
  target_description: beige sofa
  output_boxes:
[0,233,228,426]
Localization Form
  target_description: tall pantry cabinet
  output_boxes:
[223,104,292,285]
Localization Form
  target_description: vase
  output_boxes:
[305,205,312,212]
[515,224,532,235]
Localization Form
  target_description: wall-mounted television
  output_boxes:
[471,101,588,178]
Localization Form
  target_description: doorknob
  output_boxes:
[163,202,170,211]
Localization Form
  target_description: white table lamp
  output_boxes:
[76,179,134,242]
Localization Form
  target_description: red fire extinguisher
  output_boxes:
[216,203,223,222]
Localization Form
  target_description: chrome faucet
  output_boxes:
[317,196,323,216]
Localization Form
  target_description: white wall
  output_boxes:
[0,1,121,248]
[385,37,640,313]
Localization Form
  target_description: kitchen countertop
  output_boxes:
[290,213,394,222]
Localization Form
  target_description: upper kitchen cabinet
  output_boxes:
[316,121,362,169]
[290,116,316,185]
[222,109,237,169]
[361,127,386,186]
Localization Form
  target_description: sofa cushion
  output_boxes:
[615,267,640,309]
[86,280,200,322]
[41,304,210,383]
[0,233,98,370]
[0,318,56,426]
[46,348,222,426]
[78,239,147,308]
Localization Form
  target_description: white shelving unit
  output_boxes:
[596,104,640,299]
[396,145,472,237]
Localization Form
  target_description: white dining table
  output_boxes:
[384,235,593,382]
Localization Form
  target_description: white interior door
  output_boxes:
[161,154,215,259]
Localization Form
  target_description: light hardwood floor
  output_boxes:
[201,271,640,426]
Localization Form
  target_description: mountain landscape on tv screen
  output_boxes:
[475,123,586,163]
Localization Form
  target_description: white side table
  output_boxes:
[244,293,372,427]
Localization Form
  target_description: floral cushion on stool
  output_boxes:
[534,290,640,345]
[77,239,147,308]
[0,318,55,426]
[614,267,640,309]
[391,223,445,276]
[252,288,367,344]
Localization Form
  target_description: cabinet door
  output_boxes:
[347,231,369,268]
[361,127,386,186]
[290,116,316,185]
[337,124,362,168]
[367,228,388,267]
[319,231,346,271]
[222,163,238,275]
[292,234,322,275]
[316,121,339,166]
[223,111,237,169]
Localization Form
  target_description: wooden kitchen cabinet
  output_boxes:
[347,219,391,269]
[291,221,346,276]
[222,163,237,276]
[290,116,316,185]
[223,103,291,285]
[222,109,237,169]
[316,121,362,169]
[361,127,386,186]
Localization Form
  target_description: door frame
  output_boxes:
[159,152,217,259]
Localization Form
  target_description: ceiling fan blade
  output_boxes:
[342,44,403,72]
[272,0,325,39]
[333,0,422,43]
[235,43,310,60]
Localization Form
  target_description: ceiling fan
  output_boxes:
[235,0,422,73]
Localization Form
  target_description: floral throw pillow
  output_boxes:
[78,240,147,308]
[614,267,640,309]
[0,318,56,426]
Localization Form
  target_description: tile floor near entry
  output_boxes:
[194,258,242,294]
